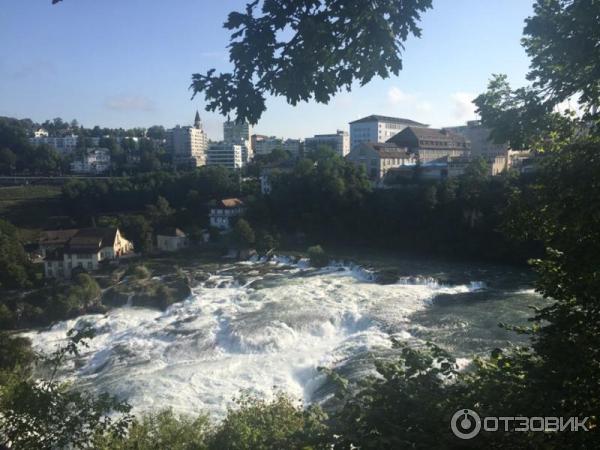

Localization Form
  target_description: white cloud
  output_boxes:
[105,95,155,112]
[387,87,416,105]
[450,92,477,122]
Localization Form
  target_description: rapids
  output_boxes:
[23,257,545,418]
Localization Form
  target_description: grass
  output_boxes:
[0,185,68,241]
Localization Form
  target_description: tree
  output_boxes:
[0,148,16,175]
[522,0,600,114]
[231,218,255,249]
[307,245,328,268]
[0,325,133,449]
[473,74,577,151]
[120,214,154,253]
[211,393,327,450]
[191,0,433,123]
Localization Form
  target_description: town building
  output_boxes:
[345,142,416,181]
[34,128,49,138]
[29,134,79,154]
[446,120,509,173]
[38,229,79,258]
[224,119,253,163]
[304,130,350,157]
[156,228,189,252]
[386,126,470,163]
[349,115,428,149]
[259,159,296,194]
[282,139,302,157]
[70,148,111,174]
[167,111,209,167]
[43,228,134,278]
[206,142,243,169]
[209,198,245,230]
[252,135,284,156]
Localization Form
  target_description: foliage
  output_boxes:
[307,245,328,268]
[230,218,255,249]
[523,0,600,114]
[473,74,578,151]
[327,341,461,449]
[210,393,327,450]
[97,409,211,450]
[191,0,432,123]
[0,219,35,289]
[0,325,133,449]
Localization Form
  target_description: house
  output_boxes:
[386,126,470,163]
[345,142,416,181]
[156,228,189,252]
[43,227,134,278]
[209,198,245,230]
[38,229,79,257]
[70,148,111,174]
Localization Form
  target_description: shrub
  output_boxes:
[307,245,328,268]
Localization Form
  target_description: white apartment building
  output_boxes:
[224,119,253,163]
[304,130,349,157]
[349,115,428,149]
[206,142,243,169]
[70,148,111,174]
[168,111,209,167]
[30,134,79,154]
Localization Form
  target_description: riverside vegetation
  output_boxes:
[1,0,599,448]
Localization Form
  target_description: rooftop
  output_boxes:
[216,198,244,209]
[349,115,428,127]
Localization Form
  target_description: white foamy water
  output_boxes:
[23,262,482,418]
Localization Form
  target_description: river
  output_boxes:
[23,255,545,418]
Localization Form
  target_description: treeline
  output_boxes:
[248,150,539,263]
[0,116,171,176]
[57,150,540,264]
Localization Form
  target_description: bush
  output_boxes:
[210,393,327,450]
[307,245,328,268]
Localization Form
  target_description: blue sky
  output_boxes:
[1,0,534,140]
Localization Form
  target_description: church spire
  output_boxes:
[194,110,201,128]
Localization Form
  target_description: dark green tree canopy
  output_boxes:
[522,0,600,112]
[191,0,432,123]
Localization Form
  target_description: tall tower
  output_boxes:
[194,110,202,129]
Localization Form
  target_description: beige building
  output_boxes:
[168,111,209,167]
[43,228,134,278]
[156,228,189,252]
[345,142,416,181]
[386,126,470,163]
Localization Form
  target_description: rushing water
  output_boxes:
[23,256,545,418]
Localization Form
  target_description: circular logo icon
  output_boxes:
[451,409,481,439]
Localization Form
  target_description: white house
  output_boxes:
[43,228,134,278]
[156,228,189,252]
[209,198,245,230]
[70,148,111,174]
